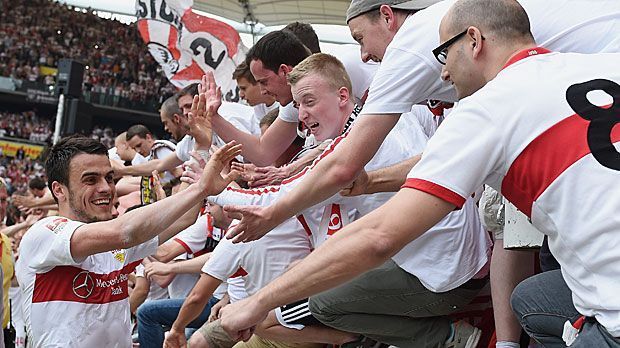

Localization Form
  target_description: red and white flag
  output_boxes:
[136,0,247,100]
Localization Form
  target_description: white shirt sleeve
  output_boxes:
[173,214,210,255]
[125,237,159,264]
[26,217,85,271]
[154,146,175,161]
[403,100,504,208]
[363,49,454,115]
[175,135,194,162]
[201,236,244,282]
[277,102,299,123]
[135,263,146,278]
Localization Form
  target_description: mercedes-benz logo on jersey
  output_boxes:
[72,271,95,299]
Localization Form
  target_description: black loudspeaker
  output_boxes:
[55,59,84,98]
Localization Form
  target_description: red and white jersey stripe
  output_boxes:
[15,216,158,347]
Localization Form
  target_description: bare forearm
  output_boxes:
[157,202,202,244]
[37,204,58,211]
[121,155,181,177]
[129,287,149,314]
[366,154,422,194]
[172,275,220,330]
[1,221,30,237]
[33,192,56,208]
[118,186,204,246]
[286,143,328,176]
[169,253,210,274]
[270,115,399,221]
[255,189,454,311]
[214,116,295,166]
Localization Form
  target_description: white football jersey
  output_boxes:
[406,50,620,335]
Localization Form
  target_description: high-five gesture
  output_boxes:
[201,72,222,119]
[196,141,243,197]
[188,92,213,149]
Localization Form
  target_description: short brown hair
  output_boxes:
[232,61,256,84]
[287,53,352,94]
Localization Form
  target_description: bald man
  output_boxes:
[219,2,620,348]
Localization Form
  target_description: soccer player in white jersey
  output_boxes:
[15,127,243,347]
[220,0,620,346]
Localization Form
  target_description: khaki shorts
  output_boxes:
[196,319,238,348]
[233,335,323,348]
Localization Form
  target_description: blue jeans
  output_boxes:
[511,270,620,347]
[137,297,219,347]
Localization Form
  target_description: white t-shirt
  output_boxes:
[175,135,196,163]
[211,107,491,292]
[225,276,248,303]
[15,216,158,347]
[173,212,223,256]
[362,0,620,115]
[405,51,620,335]
[201,218,311,296]
[135,263,168,301]
[218,101,261,140]
[131,153,148,166]
[253,102,280,122]
[167,253,201,300]
[108,147,121,162]
[277,101,299,123]
[148,140,177,184]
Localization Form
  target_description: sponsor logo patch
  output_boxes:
[45,218,68,234]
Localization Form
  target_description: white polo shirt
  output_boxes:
[16,216,158,347]
[405,50,620,335]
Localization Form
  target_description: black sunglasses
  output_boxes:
[432,29,468,65]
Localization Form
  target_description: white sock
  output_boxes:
[496,341,520,348]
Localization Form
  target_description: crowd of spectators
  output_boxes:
[0,109,118,146]
[0,0,177,110]
[0,110,53,143]
[0,108,118,199]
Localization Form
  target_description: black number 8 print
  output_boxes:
[566,79,620,171]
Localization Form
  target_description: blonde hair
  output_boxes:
[287,53,353,94]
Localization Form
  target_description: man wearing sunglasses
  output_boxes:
[221,0,620,341]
